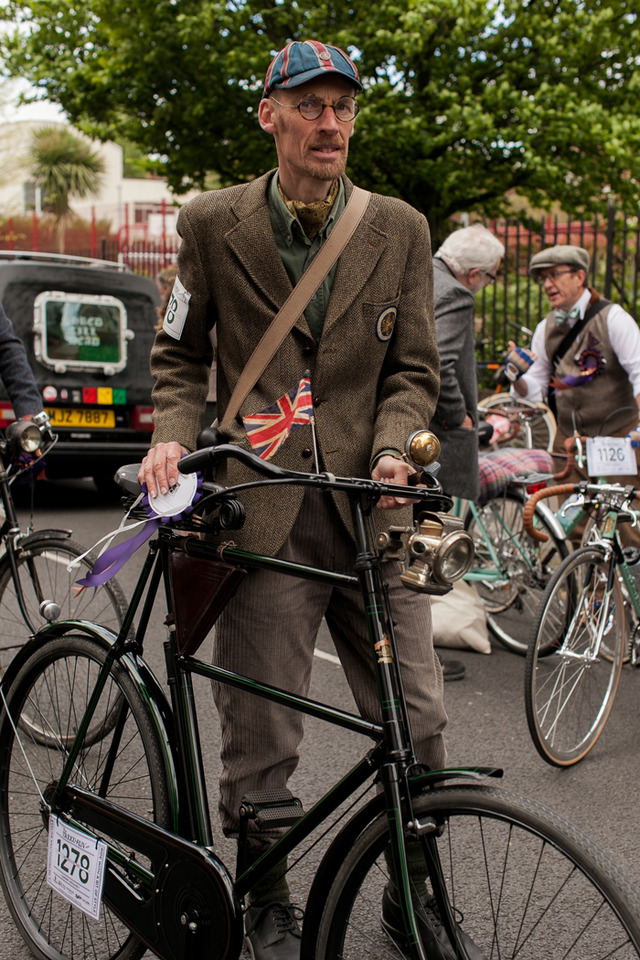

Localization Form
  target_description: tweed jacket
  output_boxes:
[428,258,480,501]
[150,171,439,555]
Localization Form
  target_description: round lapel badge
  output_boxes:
[376,306,397,342]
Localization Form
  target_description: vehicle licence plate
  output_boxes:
[46,407,116,429]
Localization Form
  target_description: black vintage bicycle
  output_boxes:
[1,433,639,960]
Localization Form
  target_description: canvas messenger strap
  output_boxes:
[221,185,371,425]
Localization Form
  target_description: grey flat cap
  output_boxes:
[529,244,590,276]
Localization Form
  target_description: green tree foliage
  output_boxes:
[3,0,640,229]
[30,127,105,250]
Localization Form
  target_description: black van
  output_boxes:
[0,251,158,493]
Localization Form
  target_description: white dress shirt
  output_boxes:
[512,288,640,402]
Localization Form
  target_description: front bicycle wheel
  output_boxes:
[0,633,172,960]
[525,546,625,766]
[465,492,569,655]
[310,784,640,959]
[0,537,128,669]
[478,395,557,452]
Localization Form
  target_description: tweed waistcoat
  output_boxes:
[545,299,634,436]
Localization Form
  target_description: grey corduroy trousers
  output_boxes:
[211,489,448,840]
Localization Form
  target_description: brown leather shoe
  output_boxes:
[439,656,466,681]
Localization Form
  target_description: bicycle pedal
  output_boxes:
[240,789,305,829]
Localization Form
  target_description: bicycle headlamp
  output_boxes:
[6,419,42,454]
[400,513,474,595]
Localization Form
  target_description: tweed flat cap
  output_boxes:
[529,244,590,276]
[263,40,362,98]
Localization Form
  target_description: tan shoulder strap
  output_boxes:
[221,185,371,425]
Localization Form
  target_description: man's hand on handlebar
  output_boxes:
[371,455,413,509]
[139,442,189,498]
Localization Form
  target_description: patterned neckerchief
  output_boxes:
[277,179,340,240]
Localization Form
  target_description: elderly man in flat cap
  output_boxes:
[510,244,640,507]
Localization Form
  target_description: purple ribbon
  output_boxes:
[76,520,160,588]
[75,470,204,590]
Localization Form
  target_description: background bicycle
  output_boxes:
[462,405,640,655]
[476,331,557,453]
[0,415,127,674]
[1,438,639,959]
[523,478,640,767]
[460,445,569,655]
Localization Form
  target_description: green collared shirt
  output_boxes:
[267,172,346,342]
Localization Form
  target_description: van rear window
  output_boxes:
[34,291,129,375]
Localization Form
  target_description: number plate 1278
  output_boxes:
[47,814,108,920]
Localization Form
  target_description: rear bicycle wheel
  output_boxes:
[0,633,172,960]
[465,491,568,655]
[525,546,625,766]
[310,784,640,959]
[479,395,557,452]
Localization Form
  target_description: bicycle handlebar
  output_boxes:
[552,435,586,480]
[180,443,292,481]
[523,478,640,542]
[522,484,576,542]
[179,442,442,504]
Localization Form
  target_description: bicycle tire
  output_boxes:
[465,491,569,655]
[0,535,128,657]
[0,537,129,745]
[525,545,625,766]
[478,394,557,452]
[0,633,172,960]
[309,784,640,959]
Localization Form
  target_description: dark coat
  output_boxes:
[150,171,439,554]
[429,258,480,501]
[0,301,43,417]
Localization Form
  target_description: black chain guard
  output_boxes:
[59,783,244,960]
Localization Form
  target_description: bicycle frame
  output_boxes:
[458,490,566,588]
[39,472,490,960]
[586,502,640,633]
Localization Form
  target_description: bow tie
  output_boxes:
[554,306,580,326]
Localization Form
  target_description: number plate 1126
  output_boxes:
[586,437,637,477]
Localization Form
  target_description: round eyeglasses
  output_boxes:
[535,269,577,286]
[270,95,359,122]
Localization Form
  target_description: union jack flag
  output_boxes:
[243,376,314,460]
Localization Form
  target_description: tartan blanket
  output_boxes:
[477,448,555,504]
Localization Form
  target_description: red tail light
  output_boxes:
[526,481,547,494]
[131,405,155,432]
[0,402,16,429]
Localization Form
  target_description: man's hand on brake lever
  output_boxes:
[371,455,413,509]
[139,442,189,498]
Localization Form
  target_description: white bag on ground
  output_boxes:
[431,579,491,654]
